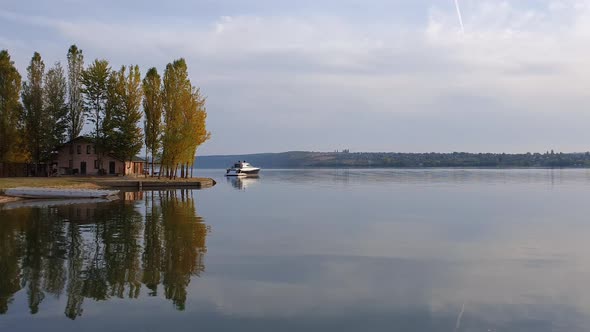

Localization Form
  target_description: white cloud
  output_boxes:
[2,1,590,153]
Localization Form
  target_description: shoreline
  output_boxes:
[0,177,216,204]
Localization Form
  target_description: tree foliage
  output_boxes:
[66,45,84,141]
[1,46,211,177]
[161,59,210,178]
[22,52,48,168]
[106,65,143,164]
[44,62,68,148]
[0,50,26,163]
[142,67,163,176]
[81,59,110,170]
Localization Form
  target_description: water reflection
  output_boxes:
[0,190,209,319]
[226,176,259,190]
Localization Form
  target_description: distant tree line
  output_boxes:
[196,151,590,169]
[0,46,210,178]
[303,151,590,168]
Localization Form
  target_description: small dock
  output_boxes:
[98,178,216,190]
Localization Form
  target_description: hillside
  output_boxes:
[195,151,590,168]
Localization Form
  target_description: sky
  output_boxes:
[1,0,590,155]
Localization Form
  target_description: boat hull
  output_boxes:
[225,168,260,177]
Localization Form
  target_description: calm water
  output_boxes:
[2,169,590,331]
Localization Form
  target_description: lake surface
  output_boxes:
[2,168,590,331]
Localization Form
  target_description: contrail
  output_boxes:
[454,0,465,33]
[454,302,466,332]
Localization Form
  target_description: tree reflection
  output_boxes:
[160,190,208,310]
[0,189,209,318]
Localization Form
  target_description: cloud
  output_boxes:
[2,1,590,153]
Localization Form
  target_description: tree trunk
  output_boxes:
[151,149,154,178]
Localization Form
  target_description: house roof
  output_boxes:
[56,137,145,163]
[131,156,146,162]
[56,136,92,149]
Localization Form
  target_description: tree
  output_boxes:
[82,59,110,171]
[22,52,49,174]
[161,60,185,178]
[142,67,163,177]
[161,58,209,179]
[0,50,26,165]
[183,87,210,177]
[44,62,68,150]
[66,45,84,141]
[107,65,143,167]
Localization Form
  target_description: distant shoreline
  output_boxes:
[195,151,590,169]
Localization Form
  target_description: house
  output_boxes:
[53,136,145,176]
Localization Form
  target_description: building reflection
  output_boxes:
[0,189,209,319]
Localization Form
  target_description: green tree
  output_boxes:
[82,59,111,171]
[142,67,163,177]
[107,65,143,168]
[44,62,69,150]
[22,52,48,174]
[66,45,85,141]
[0,50,25,165]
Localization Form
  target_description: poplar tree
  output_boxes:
[108,65,143,167]
[161,59,186,178]
[44,62,68,149]
[142,67,163,177]
[21,52,47,174]
[82,59,110,171]
[66,45,84,141]
[0,50,25,164]
[185,87,210,177]
[161,59,209,179]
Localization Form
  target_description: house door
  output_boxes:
[109,161,116,175]
[80,162,87,175]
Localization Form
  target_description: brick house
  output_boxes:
[53,136,145,176]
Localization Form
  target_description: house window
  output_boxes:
[69,145,73,154]
[87,145,91,154]
[94,160,99,169]
[93,145,96,154]
[77,145,81,154]
[69,160,73,168]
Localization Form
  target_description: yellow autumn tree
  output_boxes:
[161,59,209,179]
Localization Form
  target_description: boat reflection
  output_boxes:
[227,175,260,190]
[0,189,209,319]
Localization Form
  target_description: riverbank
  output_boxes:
[0,176,216,202]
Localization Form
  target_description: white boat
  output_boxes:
[225,161,261,177]
[4,187,120,199]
